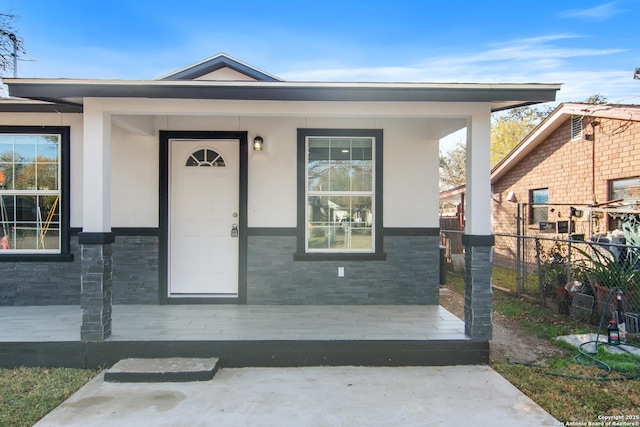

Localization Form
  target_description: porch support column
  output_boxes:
[80,101,115,342]
[463,109,493,340]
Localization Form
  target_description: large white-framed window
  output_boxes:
[296,129,384,260]
[306,136,374,253]
[0,127,70,258]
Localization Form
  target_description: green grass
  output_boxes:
[0,367,98,427]
[492,362,640,422]
[493,290,593,339]
[589,346,640,372]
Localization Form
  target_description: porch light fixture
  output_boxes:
[253,135,264,151]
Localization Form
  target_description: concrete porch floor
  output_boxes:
[0,305,487,368]
[0,304,467,342]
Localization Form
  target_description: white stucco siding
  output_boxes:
[105,113,460,230]
[381,119,440,228]
[244,116,300,228]
[110,126,159,227]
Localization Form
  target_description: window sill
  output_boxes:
[294,252,387,262]
[0,253,74,262]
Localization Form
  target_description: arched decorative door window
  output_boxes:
[185,149,226,167]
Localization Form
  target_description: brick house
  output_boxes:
[491,103,640,266]
[440,103,640,268]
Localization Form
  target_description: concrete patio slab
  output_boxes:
[35,365,558,427]
[556,333,640,356]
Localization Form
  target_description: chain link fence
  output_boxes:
[441,229,640,337]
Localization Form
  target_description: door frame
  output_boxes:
[159,130,248,304]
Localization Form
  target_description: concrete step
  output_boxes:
[104,357,219,383]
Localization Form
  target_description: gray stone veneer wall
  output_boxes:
[464,245,493,340]
[111,236,159,304]
[0,240,81,306]
[0,235,159,306]
[80,243,113,341]
[247,235,440,305]
[2,233,438,306]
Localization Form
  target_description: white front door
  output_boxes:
[169,139,239,297]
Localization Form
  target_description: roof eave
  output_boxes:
[0,98,82,113]
[4,79,560,110]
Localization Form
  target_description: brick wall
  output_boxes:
[493,115,640,265]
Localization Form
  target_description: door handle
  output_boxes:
[231,223,238,238]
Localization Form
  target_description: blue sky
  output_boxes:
[3,0,640,104]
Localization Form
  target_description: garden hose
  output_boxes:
[512,288,640,381]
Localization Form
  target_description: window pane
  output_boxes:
[611,177,640,203]
[37,163,58,190]
[39,195,60,250]
[14,162,36,190]
[531,207,548,224]
[308,159,329,192]
[14,135,37,163]
[328,162,351,191]
[13,223,38,250]
[308,137,373,192]
[0,162,14,190]
[0,141,13,162]
[38,136,60,160]
[351,160,373,191]
[308,138,332,192]
[307,195,373,251]
[531,189,548,204]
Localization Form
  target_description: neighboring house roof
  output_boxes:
[439,103,640,201]
[491,103,640,182]
[439,185,466,205]
[2,54,560,112]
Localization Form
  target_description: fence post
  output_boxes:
[516,204,522,295]
[535,237,545,307]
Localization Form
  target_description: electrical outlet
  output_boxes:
[338,267,345,277]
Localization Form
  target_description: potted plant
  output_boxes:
[574,244,639,314]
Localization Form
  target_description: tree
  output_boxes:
[490,105,552,167]
[439,141,466,191]
[0,12,25,74]
[584,94,607,104]
[440,105,551,190]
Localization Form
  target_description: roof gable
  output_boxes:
[159,53,282,82]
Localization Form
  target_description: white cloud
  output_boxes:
[280,34,637,103]
[558,1,624,21]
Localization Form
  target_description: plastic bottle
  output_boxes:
[607,320,620,345]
